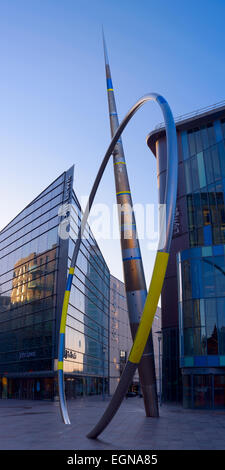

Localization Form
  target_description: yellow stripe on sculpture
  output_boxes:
[129,251,169,364]
[60,291,71,334]
[58,361,64,370]
[116,190,131,195]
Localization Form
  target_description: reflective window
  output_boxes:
[205,299,218,355]
[182,260,192,300]
[184,328,193,355]
[183,300,192,327]
[181,131,189,160]
[188,130,196,156]
[204,149,214,185]
[211,146,221,181]
[197,152,206,188]
[190,156,199,191]
[184,160,192,194]
[193,375,212,409]
[202,258,215,297]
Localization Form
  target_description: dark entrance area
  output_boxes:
[2,377,54,400]
[183,372,225,409]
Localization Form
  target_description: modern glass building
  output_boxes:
[0,166,110,400]
[109,274,139,395]
[147,101,225,408]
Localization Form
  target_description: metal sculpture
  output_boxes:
[103,31,158,417]
[57,92,178,435]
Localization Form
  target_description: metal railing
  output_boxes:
[154,99,225,130]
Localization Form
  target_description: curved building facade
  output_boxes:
[147,101,225,408]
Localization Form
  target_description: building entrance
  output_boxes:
[183,373,225,409]
[1,377,54,400]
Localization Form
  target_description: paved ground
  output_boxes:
[0,396,225,450]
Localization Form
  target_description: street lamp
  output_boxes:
[156,330,162,406]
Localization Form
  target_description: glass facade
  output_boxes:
[109,275,139,396]
[178,248,225,365]
[63,193,110,396]
[178,116,225,408]
[162,327,182,403]
[0,166,110,399]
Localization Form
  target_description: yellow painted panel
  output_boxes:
[129,251,169,363]
[59,290,70,334]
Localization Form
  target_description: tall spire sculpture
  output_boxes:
[103,31,159,417]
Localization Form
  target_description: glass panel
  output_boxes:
[183,300,193,327]
[197,227,204,245]
[203,225,212,246]
[207,123,216,147]
[184,160,192,193]
[201,192,211,225]
[190,156,199,191]
[182,260,192,300]
[195,129,202,153]
[202,257,215,298]
[184,328,193,355]
[181,131,189,160]
[209,190,218,224]
[211,146,221,181]
[205,299,218,355]
[191,259,203,298]
[183,374,192,408]
[204,149,214,184]
[188,131,196,156]
[193,300,201,326]
[214,256,225,296]
[213,225,222,245]
[193,193,203,227]
[197,152,206,188]
[193,327,202,354]
[201,127,209,150]
[187,195,195,230]
[214,375,225,409]
[221,119,225,139]
[218,141,225,178]
[216,192,225,225]
[193,375,212,409]
[217,298,225,355]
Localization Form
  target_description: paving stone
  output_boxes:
[0,397,225,450]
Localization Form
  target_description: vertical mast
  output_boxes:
[103,31,159,417]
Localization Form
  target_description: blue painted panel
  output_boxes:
[181,250,190,262]
[190,247,202,258]
[213,245,224,256]
[207,355,219,366]
[194,356,207,366]
[107,78,113,89]
[203,225,212,246]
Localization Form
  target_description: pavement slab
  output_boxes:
[0,396,225,450]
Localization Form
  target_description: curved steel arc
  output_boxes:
[57,93,178,433]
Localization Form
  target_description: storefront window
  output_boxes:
[205,299,218,355]
[214,375,225,408]
[193,375,212,409]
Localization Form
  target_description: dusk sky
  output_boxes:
[1,0,225,283]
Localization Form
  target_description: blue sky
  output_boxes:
[1,0,225,283]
